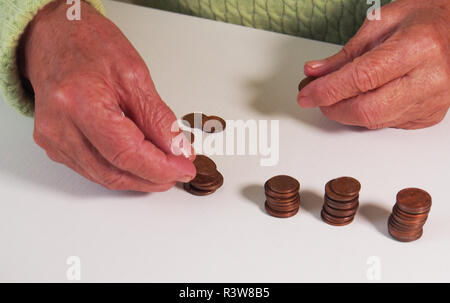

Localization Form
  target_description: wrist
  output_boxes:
[19,0,100,85]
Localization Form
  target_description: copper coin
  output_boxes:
[193,155,217,176]
[388,215,416,232]
[388,220,422,235]
[266,197,300,211]
[321,209,354,226]
[265,187,299,200]
[392,206,428,224]
[324,195,359,210]
[183,182,216,196]
[191,172,224,191]
[266,197,300,208]
[203,116,226,133]
[393,205,429,220]
[388,225,423,242]
[325,181,357,202]
[390,213,426,229]
[298,76,317,92]
[323,203,358,218]
[266,193,300,205]
[190,170,221,188]
[268,201,300,212]
[265,175,300,194]
[265,202,299,218]
[330,177,361,197]
[182,112,208,129]
[396,188,432,214]
[321,208,355,222]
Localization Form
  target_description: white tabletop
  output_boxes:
[1,0,449,283]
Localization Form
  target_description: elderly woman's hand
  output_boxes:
[298,0,450,130]
[22,0,195,191]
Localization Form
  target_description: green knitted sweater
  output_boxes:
[0,0,391,116]
[136,0,391,44]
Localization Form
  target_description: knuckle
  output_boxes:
[417,23,447,57]
[120,61,150,87]
[110,143,140,171]
[48,83,77,111]
[351,61,378,93]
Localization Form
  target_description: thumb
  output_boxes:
[121,75,195,160]
[141,93,194,159]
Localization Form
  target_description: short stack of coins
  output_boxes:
[184,155,223,196]
[388,188,432,242]
[264,175,300,218]
[321,177,361,226]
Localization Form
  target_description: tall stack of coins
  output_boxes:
[264,175,300,218]
[321,177,361,226]
[184,155,223,196]
[388,188,432,242]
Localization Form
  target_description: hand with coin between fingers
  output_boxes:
[20,0,196,192]
[298,0,450,130]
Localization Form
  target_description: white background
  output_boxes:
[0,0,449,282]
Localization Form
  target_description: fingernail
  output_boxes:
[306,60,326,69]
[298,96,315,108]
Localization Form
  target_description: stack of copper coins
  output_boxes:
[388,188,432,242]
[264,175,300,218]
[321,177,361,226]
[184,155,223,196]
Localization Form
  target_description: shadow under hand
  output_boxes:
[245,39,365,133]
[359,203,391,237]
[300,190,323,221]
[241,184,266,214]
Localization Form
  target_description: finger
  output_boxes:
[304,4,400,77]
[298,29,421,108]
[319,76,412,129]
[64,132,177,192]
[71,91,196,184]
[118,66,195,160]
[42,131,176,192]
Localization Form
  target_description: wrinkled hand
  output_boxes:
[22,0,195,191]
[298,0,450,129]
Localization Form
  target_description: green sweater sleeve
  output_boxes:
[0,0,105,117]
[135,0,392,44]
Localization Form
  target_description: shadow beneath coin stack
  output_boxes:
[299,190,323,221]
[241,184,266,214]
[359,203,391,237]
